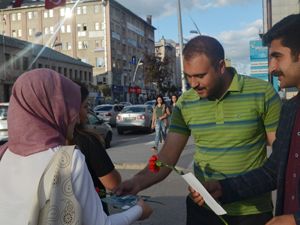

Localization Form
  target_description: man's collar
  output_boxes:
[227,67,242,92]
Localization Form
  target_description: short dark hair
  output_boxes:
[182,35,224,68]
[263,14,300,60]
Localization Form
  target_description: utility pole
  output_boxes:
[177,0,186,93]
[266,0,273,85]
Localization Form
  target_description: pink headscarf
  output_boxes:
[0,68,81,157]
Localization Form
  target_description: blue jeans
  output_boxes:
[154,120,166,149]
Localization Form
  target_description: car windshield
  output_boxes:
[94,105,113,111]
[0,105,8,119]
[87,113,101,125]
[122,107,146,113]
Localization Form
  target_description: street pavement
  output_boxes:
[107,129,195,225]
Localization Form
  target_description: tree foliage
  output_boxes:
[144,53,173,94]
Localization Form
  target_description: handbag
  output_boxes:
[28,145,82,225]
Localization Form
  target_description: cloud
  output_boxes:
[116,0,254,18]
[217,19,263,74]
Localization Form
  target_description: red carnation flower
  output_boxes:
[148,155,184,175]
[149,155,160,173]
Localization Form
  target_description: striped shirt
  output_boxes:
[170,69,281,215]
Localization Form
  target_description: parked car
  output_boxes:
[116,105,153,134]
[85,111,113,148]
[0,103,9,144]
[144,99,171,108]
[120,102,132,107]
[144,100,156,107]
[93,104,124,126]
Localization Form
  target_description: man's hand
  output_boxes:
[204,180,223,199]
[266,215,296,225]
[114,178,140,196]
[188,180,222,206]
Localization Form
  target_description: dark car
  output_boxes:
[85,112,113,148]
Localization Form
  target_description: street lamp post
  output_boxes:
[177,0,186,93]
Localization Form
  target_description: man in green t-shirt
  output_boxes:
[117,35,281,225]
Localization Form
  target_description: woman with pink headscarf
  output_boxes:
[0,69,152,225]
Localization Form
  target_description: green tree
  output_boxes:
[144,53,173,94]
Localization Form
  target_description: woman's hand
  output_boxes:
[137,199,153,220]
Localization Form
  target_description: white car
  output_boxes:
[93,104,124,126]
[0,103,9,144]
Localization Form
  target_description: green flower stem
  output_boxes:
[156,161,184,175]
[203,204,228,225]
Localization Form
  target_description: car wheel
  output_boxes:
[105,132,112,148]
[117,128,124,135]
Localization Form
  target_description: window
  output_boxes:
[96,57,104,67]
[67,25,71,33]
[28,28,33,36]
[11,14,16,21]
[33,12,38,18]
[75,70,78,79]
[64,68,67,76]
[50,26,54,34]
[95,40,100,48]
[23,57,29,70]
[61,25,65,33]
[44,11,48,18]
[18,29,22,37]
[83,41,88,49]
[49,10,54,17]
[44,27,49,35]
[88,72,92,82]
[14,57,21,70]
[5,53,11,68]
[82,6,87,14]
[38,63,43,68]
[12,30,17,37]
[77,7,81,15]
[94,5,99,13]
[69,69,73,78]
[79,71,82,80]
[17,13,21,20]
[83,24,87,31]
[77,24,82,31]
[28,12,32,19]
[60,8,65,17]
[95,22,100,31]
[58,67,62,73]
[78,41,83,49]
[65,42,72,50]
[84,71,87,80]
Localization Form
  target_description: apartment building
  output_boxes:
[1,0,155,101]
[0,34,93,102]
[263,0,300,32]
[155,37,178,90]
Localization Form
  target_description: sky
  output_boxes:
[117,0,264,75]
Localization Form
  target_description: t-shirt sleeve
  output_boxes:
[71,149,142,225]
[262,83,282,132]
[76,134,115,178]
[87,135,115,178]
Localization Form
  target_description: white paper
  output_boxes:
[182,172,227,215]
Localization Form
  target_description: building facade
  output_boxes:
[0,0,155,101]
[0,34,93,102]
[155,37,178,91]
[263,0,300,32]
